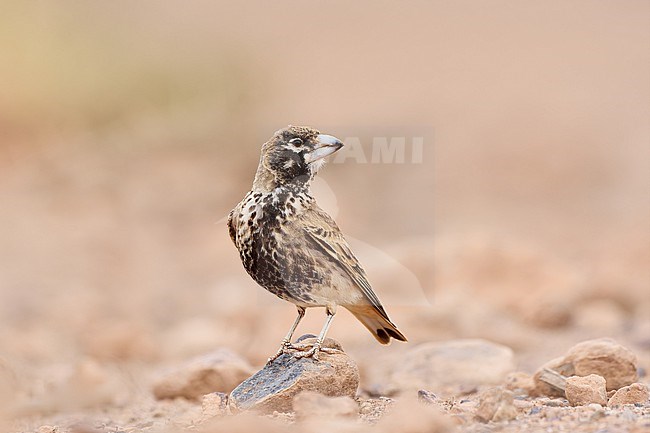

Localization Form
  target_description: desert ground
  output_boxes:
[1,1,649,432]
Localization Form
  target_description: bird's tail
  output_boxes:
[346,305,408,344]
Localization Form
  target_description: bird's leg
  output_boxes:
[293,305,339,361]
[267,306,306,363]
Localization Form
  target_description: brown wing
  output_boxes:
[301,206,391,321]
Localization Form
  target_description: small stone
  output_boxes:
[418,389,438,405]
[564,338,638,391]
[37,427,57,433]
[475,387,518,423]
[152,349,254,400]
[201,392,228,418]
[529,406,542,415]
[228,337,359,414]
[565,374,607,406]
[607,383,649,407]
[390,339,514,391]
[293,391,358,419]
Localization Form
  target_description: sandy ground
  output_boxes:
[1,141,648,433]
[1,2,649,432]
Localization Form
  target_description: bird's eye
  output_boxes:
[288,137,303,146]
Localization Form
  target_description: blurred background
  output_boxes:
[0,0,648,428]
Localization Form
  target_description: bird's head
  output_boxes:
[253,125,344,191]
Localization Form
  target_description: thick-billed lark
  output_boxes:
[228,126,406,361]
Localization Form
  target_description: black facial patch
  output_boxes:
[268,148,310,183]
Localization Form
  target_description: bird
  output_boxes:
[227,125,407,361]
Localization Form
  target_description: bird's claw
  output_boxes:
[267,340,340,364]
[267,340,300,364]
[291,343,339,361]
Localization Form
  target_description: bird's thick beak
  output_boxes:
[305,134,344,164]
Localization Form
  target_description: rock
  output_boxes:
[201,392,229,418]
[293,391,358,419]
[152,349,254,400]
[475,387,518,423]
[565,374,607,406]
[607,383,649,407]
[390,339,514,391]
[228,337,359,414]
[564,338,638,391]
[532,338,639,397]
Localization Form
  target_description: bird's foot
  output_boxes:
[267,340,301,364]
[291,343,339,361]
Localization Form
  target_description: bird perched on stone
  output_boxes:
[228,125,407,361]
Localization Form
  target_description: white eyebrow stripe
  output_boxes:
[284,144,303,153]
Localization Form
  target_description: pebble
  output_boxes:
[417,389,438,405]
[608,383,649,407]
[565,374,608,406]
